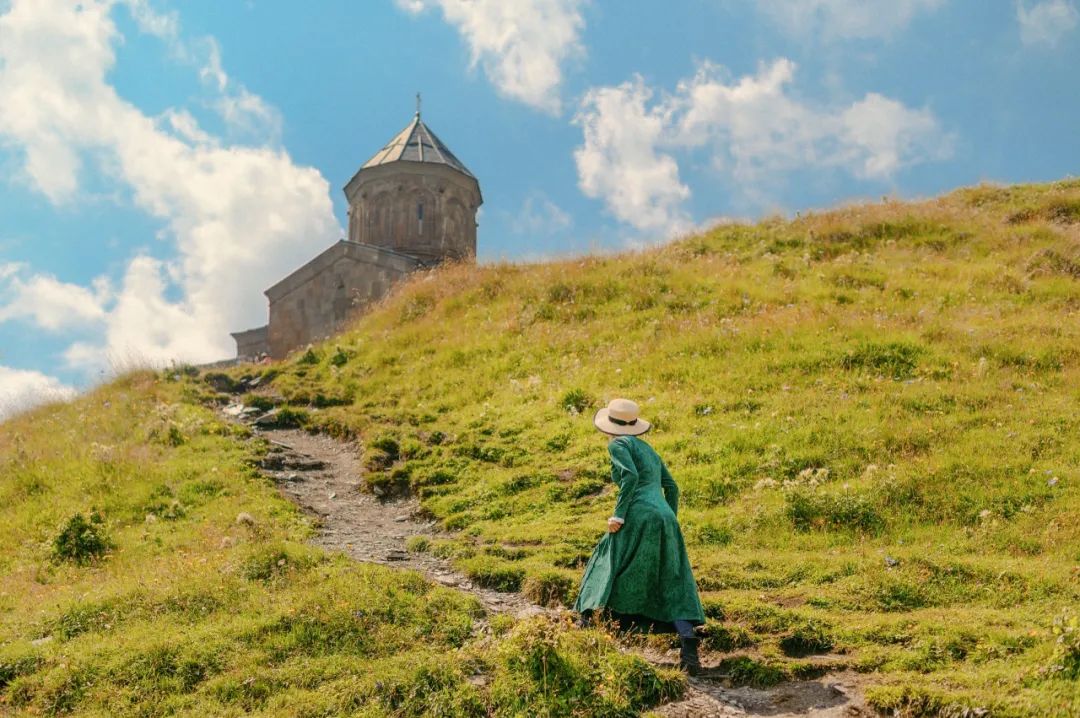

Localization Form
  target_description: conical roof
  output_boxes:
[361,114,475,179]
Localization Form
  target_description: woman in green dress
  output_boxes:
[574,398,705,674]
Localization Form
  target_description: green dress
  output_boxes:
[574,435,705,626]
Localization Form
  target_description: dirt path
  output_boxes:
[249,424,870,717]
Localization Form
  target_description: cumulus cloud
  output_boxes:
[0,365,77,422]
[396,0,586,113]
[0,0,340,369]
[756,0,943,40]
[574,77,691,234]
[0,267,110,330]
[1017,0,1079,47]
[573,59,951,233]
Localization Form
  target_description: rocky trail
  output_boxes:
[240,417,870,717]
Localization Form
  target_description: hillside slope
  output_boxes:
[0,376,681,716]
[218,180,1080,715]
[3,179,1079,717]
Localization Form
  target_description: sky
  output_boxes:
[1,0,1078,419]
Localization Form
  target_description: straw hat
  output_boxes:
[593,398,651,436]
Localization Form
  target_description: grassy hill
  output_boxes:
[4,179,1080,716]
[0,376,680,715]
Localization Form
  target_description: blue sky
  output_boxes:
[1,0,1078,417]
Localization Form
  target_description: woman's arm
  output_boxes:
[608,438,640,526]
[660,460,679,516]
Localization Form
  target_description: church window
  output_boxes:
[417,203,424,235]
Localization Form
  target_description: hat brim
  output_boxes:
[593,408,651,436]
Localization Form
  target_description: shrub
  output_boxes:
[1045,611,1080,679]
[690,523,733,546]
[329,346,350,367]
[369,435,401,461]
[785,488,884,533]
[0,646,40,691]
[239,543,317,582]
[460,556,526,592]
[560,388,593,414]
[840,341,923,379]
[699,623,754,652]
[405,536,430,553]
[522,570,575,607]
[203,372,241,393]
[779,620,835,657]
[52,512,110,565]
[490,618,684,716]
[715,656,786,687]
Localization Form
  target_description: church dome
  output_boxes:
[360,113,476,179]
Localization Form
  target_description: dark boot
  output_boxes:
[679,636,701,676]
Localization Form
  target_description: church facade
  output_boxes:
[231,110,482,360]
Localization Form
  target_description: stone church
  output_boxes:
[231,108,482,360]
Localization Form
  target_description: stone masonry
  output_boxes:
[231,109,481,360]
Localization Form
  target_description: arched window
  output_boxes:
[417,202,424,235]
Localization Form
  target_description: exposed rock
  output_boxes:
[254,409,280,426]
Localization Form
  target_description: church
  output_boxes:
[230,106,482,360]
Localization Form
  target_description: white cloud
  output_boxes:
[0,365,77,422]
[512,192,573,234]
[839,93,947,178]
[0,0,340,368]
[0,268,110,330]
[573,59,951,233]
[1017,0,1079,47]
[756,0,943,40]
[574,77,691,234]
[396,0,586,113]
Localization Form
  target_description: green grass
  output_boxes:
[200,179,1080,716]
[5,178,1080,716]
[0,374,681,716]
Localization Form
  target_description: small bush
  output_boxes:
[243,394,277,411]
[699,623,754,652]
[691,523,733,546]
[460,556,526,592]
[368,436,401,462]
[779,620,835,657]
[0,646,42,691]
[840,341,923,379]
[785,488,884,533]
[560,388,593,414]
[203,372,241,393]
[405,536,431,553]
[329,346,350,367]
[239,543,317,582]
[490,618,684,716]
[52,512,110,565]
[522,570,575,607]
[1045,611,1080,679]
[715,656,787,687]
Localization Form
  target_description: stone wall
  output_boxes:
[264,241,421,358]
[344,163,481,264]
[231,325,269,360]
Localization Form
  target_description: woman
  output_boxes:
[574,398,705,675]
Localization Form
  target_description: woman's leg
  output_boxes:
[672,620,701,675]
[672,620,696,639]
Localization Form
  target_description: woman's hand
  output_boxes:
[607,518,623,533]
